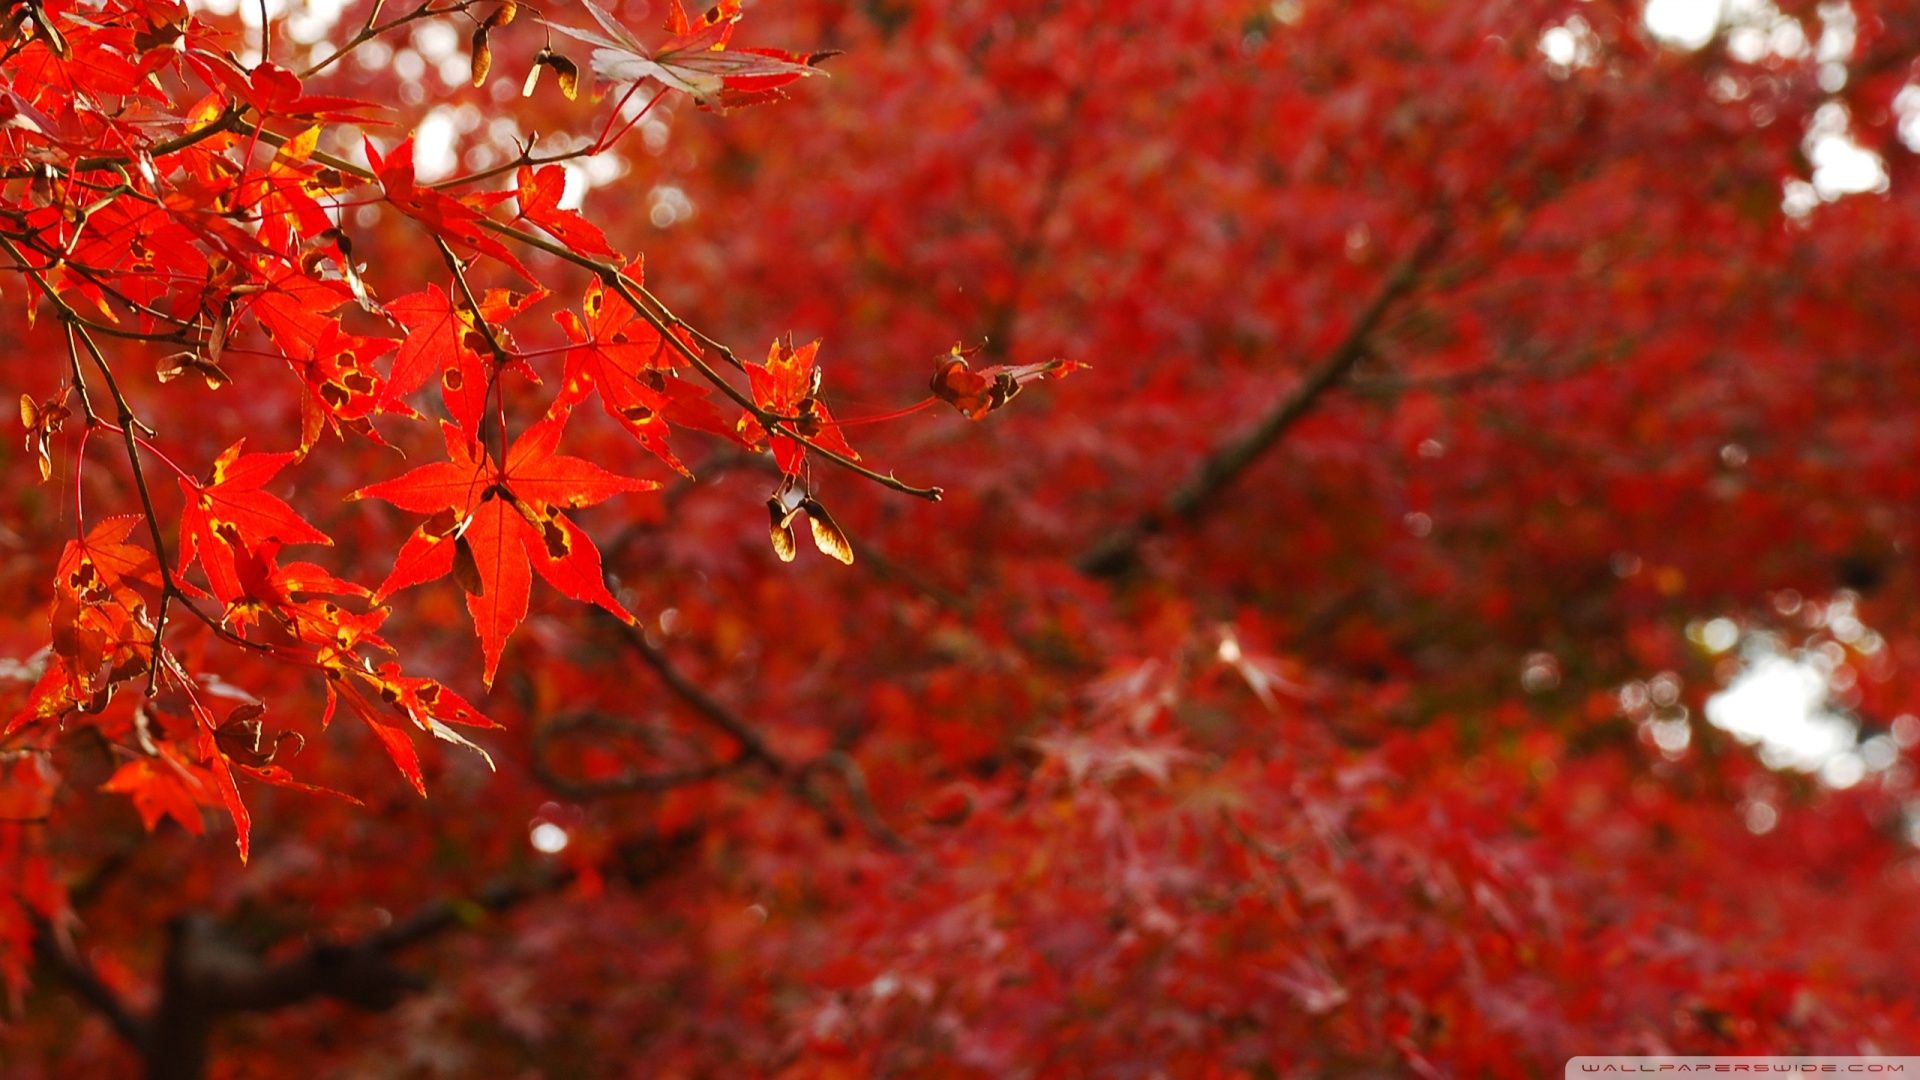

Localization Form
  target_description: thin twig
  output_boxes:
[1077,223,1449,577]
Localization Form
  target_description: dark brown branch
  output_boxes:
[29,911,147,1047]
[1076,224,1449,578]
[800,750,909,852]
[614,622,788,772]
[530,710,747,798]
[557,618,910,849]
[79,841,694,1080]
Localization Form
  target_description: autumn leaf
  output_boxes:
[385,284,544,435]
[546,0,825,109]
[514,165,620,262]
[102,756,210,837]
[742,335,858,476]
[350,414,657,685]
[367,138,536,282]
[276,320,405,457]
[554,276,735,476]
[928,345,1082,420]
[177,441,331,603]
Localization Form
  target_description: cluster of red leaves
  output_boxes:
[0,0,1039,1010]
[11,0,1920,1078]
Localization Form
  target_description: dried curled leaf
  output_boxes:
[929,344,1081,420]
[20,388,70,483]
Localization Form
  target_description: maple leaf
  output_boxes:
[11,517,164,733]
[177,441,331,603]
[367,138,535,282]
[350,414,657,685]
[554,276,736,477]
[514,165,620,262]
[742,335,858,476]
[547,0,825,109]
[238,125,345,255]
[207,61,387,122]
[317,663,499,796]
[269,319,406,457]
[385,285,543,435]
[102,754,211,837]
[243,257,355,347]
[224,538,390,670]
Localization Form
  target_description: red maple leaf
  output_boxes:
[743,335,858,476]
[367,137,535,282]
[928,346,1082,420]
[554,276,736,477]
[514,165,620,262]
[275,320,405,457]
[350,413,657,685]
[178,441,330,604]
[101,752,212,838]
[385,284,543,436]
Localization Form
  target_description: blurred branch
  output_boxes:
[28,910,147,1047]
[614,622,787,772]
[1077,223,1449,578]
[530,710,747,799]
[544,614,909,850]
[52,833,694,1080]
[799,750,909,852]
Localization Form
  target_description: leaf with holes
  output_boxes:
[350,414,656,685]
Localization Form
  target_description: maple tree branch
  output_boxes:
[427,139,595,191]
[0,241,194,341]
[1076,223,1449,578]
[298,0,467,80]
[253,129,943,501]
[797,750,909,852]
[614,622,786,771]
[0,105,250,180]
[564,618,909,849]
[108,836,683,1080]
[530,711,747,798]
[0,236,261,665]
[28,910,148,1047]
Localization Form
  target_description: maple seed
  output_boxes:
[767,497,798,562]
[525,47,581,100]
[803,499,854,565]
[471,28,493,86]
[452,534,485,596]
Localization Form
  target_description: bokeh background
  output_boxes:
[9,0,1920,1075]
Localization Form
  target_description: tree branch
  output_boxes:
[530,710,747,799]
[612,621,788,772]
[77,835,692,1080]
[1076,223,1449,578]
[28,910,148,1047]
